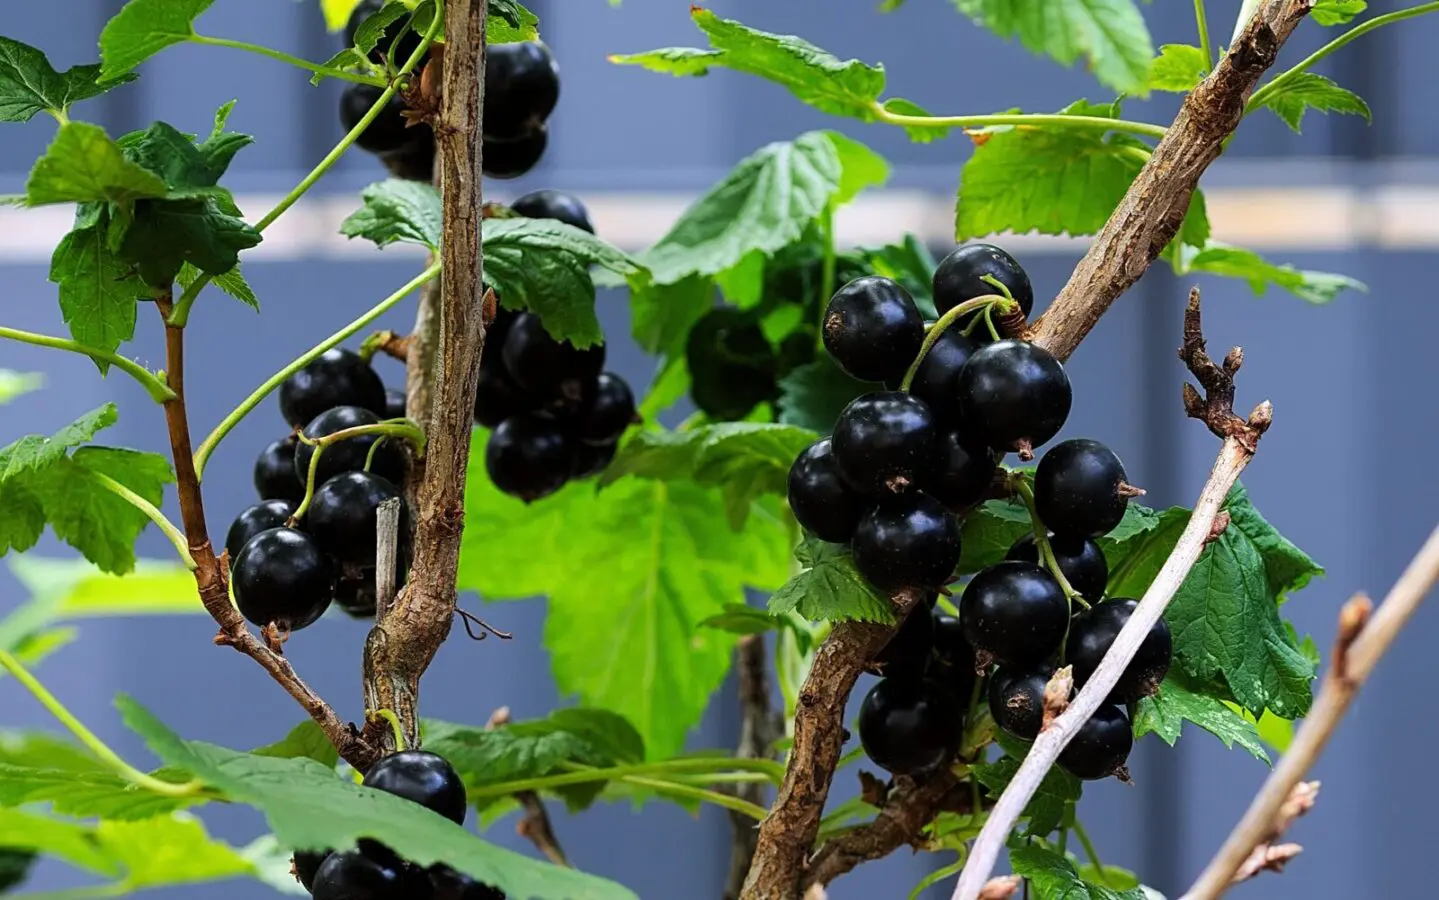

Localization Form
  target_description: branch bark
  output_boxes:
[725,635,785,899]
[363,0,488,752]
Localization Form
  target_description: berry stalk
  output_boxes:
[897,294,1015,392]
[90,472,197,571]
[0,326,175,403]
[188,34,387,86]
[1010,475,1086,608]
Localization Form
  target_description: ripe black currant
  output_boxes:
[311,849,421,900]
[430,864,507,900]
[486,413,576,502]
[231,528,334,632]
[821,276,923,384]
[484,42,560,141]
[293,406,408,488]
[1006,532,1108,603]
[930,613,979,702]
[987,666,1054,741]
[1034,438,1132,538]
[384,388,407,421]
[339,83,419,156]
[279,348,387,429]
[857,677,964,776]
[346,0,421,65]
[832,392,936,497]
[1065,598,1172,702]
[959,560,1068,668]
[851,492,961,592]
[871,604,936,681]
[926,431,998,511]
[571,440,618,480]
[895,328,977,424]
[954,339,1071,456]
[307,471,409,570]
[253,438,304,503]
[511,189,594,234]
[334,576,378,619]
[786,438,868,544]
[382,134,435,183]
[482,126,548,180]
[293,850,328,892]
[1058,704,1133,780]
[685,308,777,422]
[363,750,468,824]
[500,313,605,404]
[224,499,296,567]
[932,243,1034,320]
[575,373,635,445]
[473,365,540,430]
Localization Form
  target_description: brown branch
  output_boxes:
[150,295,376,770]
[486,707,570,867]
[363,0,489,752]
[1181,526,1439,899]
[1228,781,1317,884]
[725,635,784,899]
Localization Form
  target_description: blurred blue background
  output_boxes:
[1,1,1436,898]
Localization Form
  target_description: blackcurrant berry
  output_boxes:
[857,677,964,776]
[231,528,334,632]
[959,561,1068,668]
[851,492,961,592]
[430,864,506,900]
[786,438,868,544]
[926,431,998,511]
[486,413,575,502]
[339,83,420,156]
[831,392,936,496]
[224,499,296,567]
[307,471,409,570]
[293,849,328,892]
[500,313,604,404]
[930,613,979,702]
[575,373,635,445]
[871,604,936,681]
[384,388,407,421]
[1006,533,1108,603]
[955,339,1071,456]
[334,576,378,618]
[253,438,304,503]
[1065,598,1172,703]
[932,243,1034,320]
[382,134,435,182]
[363,749,468,824]
[1034,438,1132,538]
[294,406,408,488]
[511,189,594,234]
[311,849,417,900]
[987,666,1054,741]
[571,440,618,480]
[279,348,387,429]
[473,364,540,430]
[482,125,548,180]
[895,328,978,424]
[685,307,777,422]
[821,276,923,384]
[346,0,421,65]
[484,42,560,141]
[1057,704,1133,781]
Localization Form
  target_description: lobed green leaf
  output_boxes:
[1134,672,1270,764]
[1182,242,1368,304]
[100,0,217,81]
[1148,44,1208,93]
[768,536,895,624]
[1312,0,1367,26]
[1256,71,1371,133]
[1009,843,1148,899]
[0,37,134,123]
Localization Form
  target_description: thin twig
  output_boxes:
[486,707,571,866]
[725,635,785,899]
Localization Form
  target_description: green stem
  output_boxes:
[464,757,786,799]
[666,771,773,785]
[816,205,837,351]
[1073,818,1110,886]
[873,105,1168,141]
[188,35,386,86]
[898,295,1013,391]
[0,650,203,798]
[1194,0,1214,72]
[91,473,197,571]
[612,773,769,821]
[1058,803,1074,855]
[291,422,426,520]
[1012,476,1087,607]
[0,326,174,403]
[192,261,441,477]
[48,108,70,127]
[369,709,407,751]
[1247,3,1439,113]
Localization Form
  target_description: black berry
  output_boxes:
[685,307,777,422]
[293,850,328,892]
[501,313,605,404]
[339,83,419,156]
[1065,598,1172,703]
[384,388,407,421]
[346,0,421,65]
[955,339,1071,456]
[511,189,593,234]
[932,243,1034,320]
[485,413,576,502]
[821,276,923,383]
[382,135,435,182]
[856,677,964,776]
[786,438,868,544]
[307,471,409,570]
[363,749,467,824]
[294,406,408,488]
[430,864,506,900]
[831,392,936,496]
[1006,533,1108,603]
[482,125,548,180]
[484,42,560,141]
[311,849,415,900]
[896,328,978,424]
[987,666,1054,741]
[279,348,386,429]
[334,576,378,619]
[575,373,635,445]
[930,613,979,702]
[231,528,334,632]
[926,431,998,511]
[851,492,961,592]
[224,499,296,567]
[1034,438,1132,538]
[473,364,540,429]
[571,440,618,480]
[959,560,1068,668]
[871,605,936,681]
[254,438,304,503]
[1058,704,1133,780]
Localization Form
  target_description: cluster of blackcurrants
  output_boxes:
[228,348,412,632]
[292,749,504,899]
[337,0,561,182]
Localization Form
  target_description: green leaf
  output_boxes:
[6,555,200,624]
[251,721,341,768]
[1256,72,1370,133]
[610,47,724,77]
[49,221,148,367]
[340,177,442,249]
[956,497,1033,575]
[769,536,896,624]
[0,372,42,407]
[1181,242,1367,304]
[776,357,876,434]
[841,235,939,316]
[179,260,258,310]
[352,1,412,55]
[629,275,714,355]
[0,808,120,876]
[1312,0,1367,26]
[118,196,260,288]
[120,119,254,196]
[698,603,784,636]
[973,736,1080,837]
[25,122,169,206]
[879,97,954,143]
[100,0,216,81]
[0,762,200,820]
[0,37,133,123]
[1148,44,1207,93]
[487,0,540,43]
[949,0,1154,96]
[1134,672,1270,764]
[1009,844,1147,899]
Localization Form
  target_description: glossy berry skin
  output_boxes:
[786,438,868,544]
[896,328,978,424]
[339,84,418,156]
[1007,532,1108,603]
[686,308,777,421]
[307,472,408,570]
[571,440,618,480]
[473,365,539,429]
[483,42,560,141]
[857,677,964,776]
[930,613,978,702]
[1058,704,1133,780]
[279,348,387,429]
[311,849,416,900]
[485,413,575,502]
[932,243,1034,320]
[576,373,635,445]
[430,865,506,900]
[1065,598,1172,702]
[501,313,605,403]
[334,577,377,619]
[253,439,304,503]
[987,666,1054,741]
[511,189,594,234]
[851,492,961,592]
[831,392,937,497]
[482,125,548,179]
[293,406,408,488]
[871,604,936,681]
[926,431,998,511]
[231,528,334,632]
[383,388,407,421]
[955,339,1071,454]
[1035,438,1131,538]
[363,750,468,824]
[959,561,1068,668]
[346,0,421,64]
[293,850,328,892]
[224,499,296,567]
[821,276,924,383]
